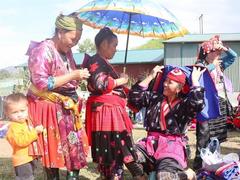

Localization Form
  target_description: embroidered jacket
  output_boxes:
[128,84,205,134]
[84,54,126,97]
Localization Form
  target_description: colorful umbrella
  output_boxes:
[73,0,189,72]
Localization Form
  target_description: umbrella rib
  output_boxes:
[139,0,148,38]
[94,11,110,28]
[172,22,182,34]
[117,12,126,34]
[156,17,167,39]
[139,13,144,38]
[94,1,113,28]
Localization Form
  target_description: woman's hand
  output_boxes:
[115,73,129,87]
[53,68,90,89]
[120,73,129,85]
[149,65,164,80]
[191,66,206,86]
[138,65,164,88]
[72,68,90,81]
[214,40,228,51]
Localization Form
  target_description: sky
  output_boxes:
[0,0,240,69]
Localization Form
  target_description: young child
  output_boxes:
[4,93,43,180]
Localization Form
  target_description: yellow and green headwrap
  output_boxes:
[55,14,83,31]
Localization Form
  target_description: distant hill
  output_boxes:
[0,63,27,72]
[134,39,164,50]
[0,63,27,80]
[1,66,17,73]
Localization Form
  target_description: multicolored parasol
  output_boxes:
[73,0,189,72]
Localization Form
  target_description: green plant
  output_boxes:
[12,66,30,94]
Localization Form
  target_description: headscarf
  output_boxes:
[201,35,220,55]
[166,68,186,85]
[151,65,220,121]
[55,14,83,31]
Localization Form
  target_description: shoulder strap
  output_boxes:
[220,75,233,117]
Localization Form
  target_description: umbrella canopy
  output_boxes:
[73,0,189,72]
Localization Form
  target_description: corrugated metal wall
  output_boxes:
[223,42,240,91]
[164,42,240,91]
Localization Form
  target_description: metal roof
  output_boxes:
[73,49,164,65]
[164,33,240,43]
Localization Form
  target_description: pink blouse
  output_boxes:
[26,39,79,91]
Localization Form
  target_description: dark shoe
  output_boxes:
[44,168,60,180]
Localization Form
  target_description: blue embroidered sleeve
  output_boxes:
[221,48,238,70]
[47,76,55,90]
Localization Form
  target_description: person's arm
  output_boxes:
[53,68,89,89]
[128,65,163,109]
[138,65,164,87]
[7,125,38,148]
[221,48,238,70]
[29,45,90,91]
[114,73,129,88]
[87,59,121,94]
[91,73,116,93]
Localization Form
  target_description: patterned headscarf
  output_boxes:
[55,14,83,31]
[167,68,186,85]
[201,35,220,55]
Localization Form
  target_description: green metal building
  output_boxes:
[74,49,164,79]
[163,33,240,91]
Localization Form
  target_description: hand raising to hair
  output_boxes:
[191,66,206,86]
[149,65,164,80]
[214,40,228,51]
[138,65,164,87]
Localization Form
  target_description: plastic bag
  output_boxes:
[200,138,239,172]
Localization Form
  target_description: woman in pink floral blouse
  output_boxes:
[26,14,90,180]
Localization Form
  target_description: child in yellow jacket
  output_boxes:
[4,93,43,180]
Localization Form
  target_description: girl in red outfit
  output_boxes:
[83,27,145,180]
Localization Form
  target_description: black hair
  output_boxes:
[197,47,207,60]
[95,27,117,49]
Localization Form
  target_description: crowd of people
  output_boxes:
[1,13,239,180]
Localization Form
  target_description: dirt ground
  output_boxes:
[0,127,240,179]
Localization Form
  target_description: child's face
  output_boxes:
[5,100,28,123]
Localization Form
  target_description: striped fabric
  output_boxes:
[208,97,228,143]
[157,171,180,180]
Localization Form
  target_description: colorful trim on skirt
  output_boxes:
[28,98,87,170]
